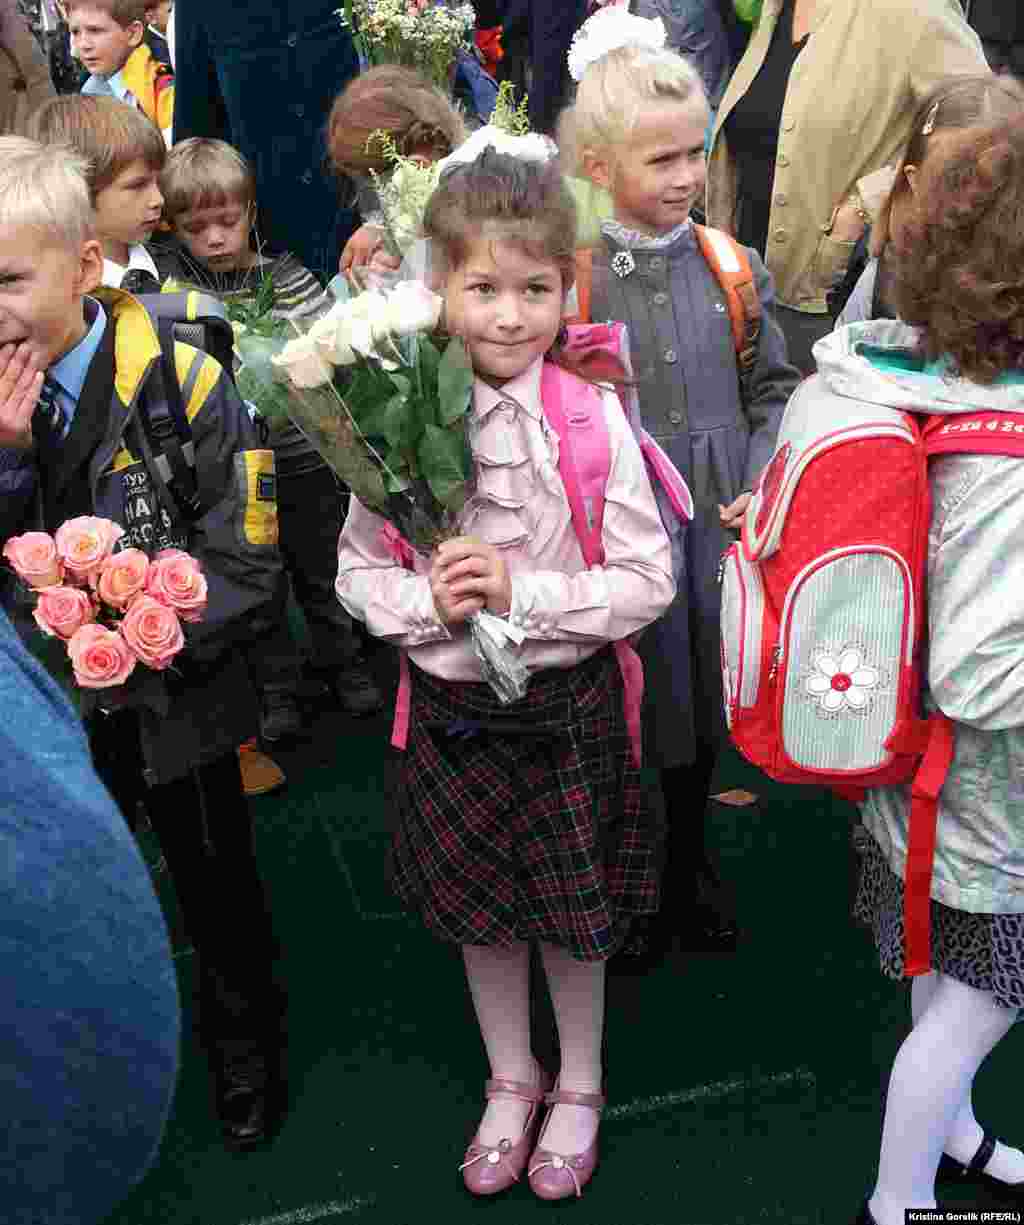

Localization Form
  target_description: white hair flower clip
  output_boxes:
[438,125,557,173]
[567,6,667,83]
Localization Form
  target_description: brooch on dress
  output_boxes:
[611,250,636,279]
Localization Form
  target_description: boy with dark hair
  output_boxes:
[65,0,173,143]
[0,134,286,1150]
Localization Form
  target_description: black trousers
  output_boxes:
[88,709,280,1038]
[244,463,361,692]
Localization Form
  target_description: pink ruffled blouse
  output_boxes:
[335,357,676,682]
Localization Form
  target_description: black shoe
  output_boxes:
[938,1133,1024,1202]
[210,1037,281,1151]
[259,689,303,743]
[678,865,740,952]
[331,657,384,717]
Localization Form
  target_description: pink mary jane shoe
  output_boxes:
[459,1074,551,1196]
[527,1087,606,1201]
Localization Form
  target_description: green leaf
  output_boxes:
[358,392,414,452]
[417,335,441,396]
[383,455,411,493]
[388,371,412,398]
[437,337,474,427]
[418,423,471,509]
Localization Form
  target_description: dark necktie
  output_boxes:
[35,376,67,443]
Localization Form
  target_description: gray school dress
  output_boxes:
[589,220,799,768]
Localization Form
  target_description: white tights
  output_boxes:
[462,941,605,1156]
[869,971,1021,1225]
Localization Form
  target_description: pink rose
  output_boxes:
[67,623,137,689]
[94,548,150,610]
[3,532,63,589]
[120,595,184,670]
[55,517,124,586]
[33,585,96,640]
[146,550,208,623]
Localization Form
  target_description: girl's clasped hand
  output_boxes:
[429,536,512,626]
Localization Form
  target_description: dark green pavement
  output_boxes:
[104,663,1024,1225]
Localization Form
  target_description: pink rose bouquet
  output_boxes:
[2,517,206,692]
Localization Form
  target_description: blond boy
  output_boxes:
[0,134,286,1150]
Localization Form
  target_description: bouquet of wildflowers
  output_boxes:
[3,517,206,690]
[338,0,476,93]
[233,278,529,704]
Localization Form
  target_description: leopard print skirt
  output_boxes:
[853,828,1024,1011]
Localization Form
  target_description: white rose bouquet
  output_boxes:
[235,276,530,704]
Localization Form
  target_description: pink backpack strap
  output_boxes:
[637,431,694,524]
[392,649,412,750]
[541,360,644,766]
[541,361,610,567]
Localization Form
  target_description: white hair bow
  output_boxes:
[437,125,557,173]
[567,5,667,82]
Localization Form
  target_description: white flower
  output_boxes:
[567,6,666,82]
[805,648,880,713]
[382,281,443,337]
[271,333,334,389]
[438,125,557,173]
[309,302,359,366]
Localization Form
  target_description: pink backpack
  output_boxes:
[722,381,1024,974]
[390,321,693,766]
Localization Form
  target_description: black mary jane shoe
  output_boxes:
[938,1133,1024,1202]
[211,1037,282,1151]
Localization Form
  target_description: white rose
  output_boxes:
[271,333,333,389]
[309,306,358,366]
[382,281,443,337]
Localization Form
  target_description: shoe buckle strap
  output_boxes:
[968,1133,997,1175]
[485,1077,547,1104]
[542,1088,606,1110]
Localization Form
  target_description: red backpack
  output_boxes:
[723,381,1024,974]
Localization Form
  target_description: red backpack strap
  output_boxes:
[902,712,956,976]
[540,360,609,567]
[922,411,1024,458]
[693,223,761,377]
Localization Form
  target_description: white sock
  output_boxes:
[909,970,1024,1184]
[869,973,1018,1225]
[462,942,540,1147]
[537,941,605,1157]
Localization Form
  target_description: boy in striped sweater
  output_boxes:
[160,138,384,752]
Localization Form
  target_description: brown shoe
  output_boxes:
[237,741,286,797]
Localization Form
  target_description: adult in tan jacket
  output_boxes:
[706,0,986,372]
[0,0,53,135]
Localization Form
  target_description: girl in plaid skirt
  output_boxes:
[337,146,676,1200]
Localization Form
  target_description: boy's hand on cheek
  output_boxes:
[432,536,512,622]
[0,343,43,451]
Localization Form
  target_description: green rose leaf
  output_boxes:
[418,422,470,509]
[358,392,413,451]
[437,337,474,426]
[417,335,441,396]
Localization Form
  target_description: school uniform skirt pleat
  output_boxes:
[390,647,663,961]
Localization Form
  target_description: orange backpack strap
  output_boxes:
[566,248,593,325]
[693,223,761,377]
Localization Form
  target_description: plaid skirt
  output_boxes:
[390,648,663,961]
